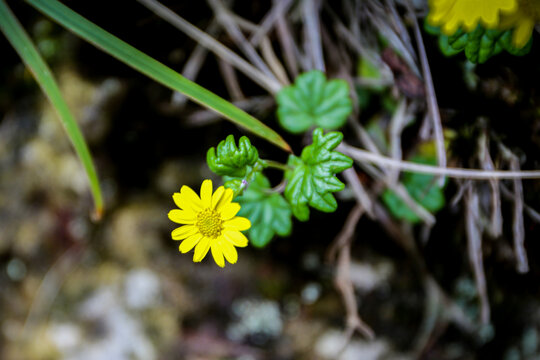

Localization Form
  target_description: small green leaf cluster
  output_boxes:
[381,155,446,223]
[425,23,532,64]
[207,135,260,177]
[207,128,352,246]
[276,70,352,134]
[207,135,263,195]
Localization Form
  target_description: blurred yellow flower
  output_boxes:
[500,0,540,47]
[168,179,250,268]
[427,0,518,34]
[428,0,539,48]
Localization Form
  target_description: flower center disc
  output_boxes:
[196,208,223,238]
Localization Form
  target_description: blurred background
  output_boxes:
[2,1,540,359]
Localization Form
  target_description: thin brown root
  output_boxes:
[218,59,244,101]
[249,0,295,46]
[465,186,490,325]
[406,0,446,185]
[499,144,529,273]
[342,167,375,219]
[478,132,503,237]
[301,0,325,71]
[327,204,375,350]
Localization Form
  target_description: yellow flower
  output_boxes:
[428,0,540,48]
[500,0,540,47]
[168,179,251,268]
[427,0,518,34]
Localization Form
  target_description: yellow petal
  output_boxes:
[193,236,211,262]
[172,225,198,240]
[224,217,251,231]
[211,186,225,209]
[211,242,225,267]
[219,203,241,221]
[172,192,182,208]
[216,188,234,211]
[429,0,453,23]
[179,233,203,253]
[428,0,457,25]
[200,179,213,208]
[174,185,203,211]
[512,18,534,47]
[168,209,196,224]
[223,230,249,247]
[219,237,238,264]
[442,16,461,34]
[430,0,519,33]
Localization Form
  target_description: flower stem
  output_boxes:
[261,159,292,171]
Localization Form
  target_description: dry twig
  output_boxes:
[385,0,417,61]
[171,19,221,108]
[302,0,325,71]
[465,187,490,324]
[261,37,291,85]
[207,0,281,84]
[478,132,503,237]
[228,14,291,85]
[366,0,420,77]
[274,0,299,77]
[342,167,375,218]
[499,144,529,273]
[388,98,412,184]
[339,142,540,179]
[327,204,375,351]
[500,183,540,223]
[218,59,244,100]
[406,0,447,185]
[136,0,282,93]
[249,0,295,46]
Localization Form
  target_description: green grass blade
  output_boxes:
[25,0,291,152]
[0,0,103,218]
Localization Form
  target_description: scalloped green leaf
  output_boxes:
[276,70,352,134]
[425,22,532,63]
[284,128,353,221]
[381,155,446,223]
[207,135,259,177]
[235,173,292,248]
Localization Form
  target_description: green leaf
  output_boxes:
[381,155,446,223]
[0,0,103,217]
[209,135,264,197]
[277,70,352,134]
[207,135,259,177]
[425,22,532,64]
[25,0,291,152]
[498,29,533,56]
[358,57,382,80]
[236,173,292,247]
[284,128,353,221]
